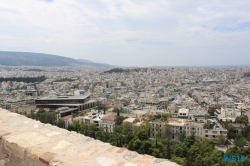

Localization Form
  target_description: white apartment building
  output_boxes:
[101,113,116,132]
[76,110,115,130]
[203,123,227,141]
[216,107,237,122]
[178,108,189,117]
[162,118,228,142]
[149,119,168,139]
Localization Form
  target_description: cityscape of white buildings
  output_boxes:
[1,65,250,143]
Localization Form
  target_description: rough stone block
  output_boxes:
[39,152,57,165]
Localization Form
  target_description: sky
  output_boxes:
[0,0,250,67]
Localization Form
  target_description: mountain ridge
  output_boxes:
[0,51,113,67]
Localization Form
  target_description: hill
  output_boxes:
[77,59,115,67]
[0,51,113,67]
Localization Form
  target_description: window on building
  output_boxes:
[212,131,217,134]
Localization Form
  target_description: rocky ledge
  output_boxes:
[0,108,179,166]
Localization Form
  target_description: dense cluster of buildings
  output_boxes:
[1,65,250,143]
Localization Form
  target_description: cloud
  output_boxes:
[213,22,250,32]
[41,0,53,2]
[0,0,250,66]
[141,41,175,46]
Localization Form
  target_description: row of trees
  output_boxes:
[27,108,57,125]
[0,76,46,83]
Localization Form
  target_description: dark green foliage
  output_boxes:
[104,68,125,73]
[29,108,57,125]
[171,156,186,166]
[235,115,249,126]
[24,69,45,72]
[184,132,196,148]
[115,116,125,126]
[178,131,186,142]
[243,125,250,141]
[138,140,152,154]
[235,134,247,147]
[0,76,46,83]
[227,124,236,139]
[56,119,65,128]
[54,78,74,82]
[136,129,149,141]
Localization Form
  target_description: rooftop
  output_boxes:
[61,115,72,120]
[36,95,90,101]
[103,114,116,121]
[124,117,136,123]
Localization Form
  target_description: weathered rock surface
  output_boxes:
[0,108,179,166]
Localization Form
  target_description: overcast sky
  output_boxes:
[0,0,250,67]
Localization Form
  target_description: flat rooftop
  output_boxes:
[36,104,83,106]
[36,95,90,101]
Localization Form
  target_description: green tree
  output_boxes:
[149,142,165,158]
[209,149,224,166]
[178,131,186,142]
[188,145,200,163]
[136,129,149,141]
[194,155,203,166]
[227,124,236,139]
[172,143,187,158]
[88,123,97,138]
[162,138,172,159]
[56,119,65,128]
[184,132,196,148]
[171,156,186,166]
[162,123,171,139]
[235,115,249,125]
[217,134,227,145]
[243,125,250,141]
[128,137,142,151]
[115,116,125,126]
[140,121,151,137]
[122,122,132,135]
[235,134,247,147]
[138,140,152,154]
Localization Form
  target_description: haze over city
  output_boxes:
[1,0,250,66]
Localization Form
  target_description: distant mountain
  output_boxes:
[77,59,94,63]
[76,59,115,67]
[0,51,113,67]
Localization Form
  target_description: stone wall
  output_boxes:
[0,108,179,166]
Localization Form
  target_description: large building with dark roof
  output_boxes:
[35,94,97,111]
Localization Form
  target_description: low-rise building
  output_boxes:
[178,108,189,117]
[61,115,72,128]
[101,113,116,132]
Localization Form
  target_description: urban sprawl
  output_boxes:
[1,66,250,165]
